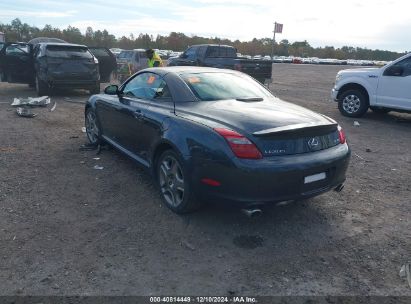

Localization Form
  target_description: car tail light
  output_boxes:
[234,63,242,71]
[201,178,221,186]
[214,128,262,159]
[338,125,346,144]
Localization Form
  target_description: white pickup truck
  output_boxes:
[331,53,411,117]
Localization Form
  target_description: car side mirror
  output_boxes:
[385,65,404,76]
[104,84,119,95]
[180,53,187,59]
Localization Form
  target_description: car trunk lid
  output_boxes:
[45,45,97,80]
[176,98,340,156]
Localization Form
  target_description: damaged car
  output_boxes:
[0,42,100,95]
[85,67,350,214]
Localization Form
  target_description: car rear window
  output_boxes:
[206,46,236,58]
[46,45,93,59]
[181,72,272,101]
[89,48,110,57]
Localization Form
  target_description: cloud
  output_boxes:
[1,0,410,51]
[0,9,76,18]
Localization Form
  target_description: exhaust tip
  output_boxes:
[334,184,344,192]
[241,207,262,218]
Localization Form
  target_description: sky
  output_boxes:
[0,0,410,52]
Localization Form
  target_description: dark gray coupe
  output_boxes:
[85,67,350,213]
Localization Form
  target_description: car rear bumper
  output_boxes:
[48,79,99,88]
[190,143,350,205]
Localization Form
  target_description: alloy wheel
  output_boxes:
[342,94,361,114]
[158,155,185,207]
[85,111,99,144]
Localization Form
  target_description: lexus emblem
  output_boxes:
[308,137,319,149]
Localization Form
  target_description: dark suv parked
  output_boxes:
[0,42,100,95]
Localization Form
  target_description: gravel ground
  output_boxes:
[0,64,410,296]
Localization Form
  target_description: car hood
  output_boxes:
[338,67,380,75]
[175,97,335,135]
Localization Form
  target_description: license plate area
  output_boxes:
[304,172,326,184]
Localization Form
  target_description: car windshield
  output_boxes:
[45,45,93,59]
[181,72,272,101]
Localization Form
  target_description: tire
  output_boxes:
[35,75,48,96]
[370,107,390,114]
[156,150,202,214]
[89,83,100,95]
[85,108,101,145]
[338,89,369,117]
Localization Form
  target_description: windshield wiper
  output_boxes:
[236,97,264,102]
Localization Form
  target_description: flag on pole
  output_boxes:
[274,23,283,33]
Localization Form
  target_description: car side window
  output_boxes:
[206,46,219,57]
[5,45,27,56]
[184,47,197,60]
[384,56,411,77]
[122,72,172,101]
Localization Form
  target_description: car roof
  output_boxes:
[39,42,88,48]
[190,44,234,48]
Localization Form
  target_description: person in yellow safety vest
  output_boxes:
[146,49,163,67]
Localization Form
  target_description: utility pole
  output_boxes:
[271,22,277,59]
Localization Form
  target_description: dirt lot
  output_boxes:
[0,64,410,296]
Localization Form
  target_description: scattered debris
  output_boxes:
[391,168,397,171]
[81,127,86,133]
[93,157,100,160]
[12,96,55,118]
[96,143,111,155]
[69,136,79,139]
[353,152,365,160]
[11,96,50,107]
[16,107,37,118]
[0,147,17,153]
[49,101,57,112]
[399,264,411,289]
[353,121,360,126]
[93,165,104,170]
[366,148,372,153]
[181,240,196,251]
[79,143,97,151]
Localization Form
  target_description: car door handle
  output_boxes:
[133,110,144,119]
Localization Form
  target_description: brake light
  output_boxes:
[338,125,346,144]
[214,128,262,159]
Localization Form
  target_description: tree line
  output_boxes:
[0,18,406,61]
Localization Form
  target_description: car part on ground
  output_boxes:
[11,96,50,107]
[16,107,37,118]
